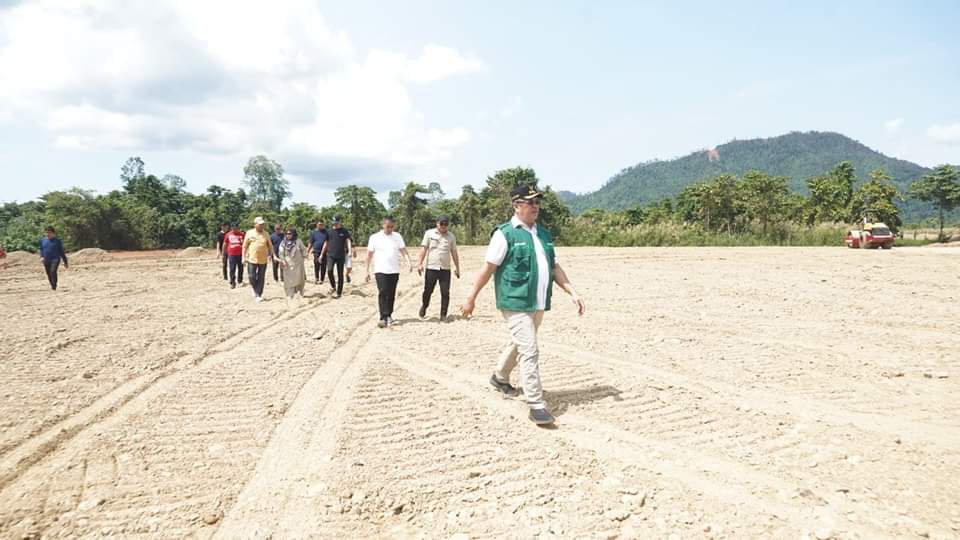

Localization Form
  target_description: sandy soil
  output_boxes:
[1,247,958,539]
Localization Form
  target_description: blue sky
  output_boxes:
[1,0,957,205]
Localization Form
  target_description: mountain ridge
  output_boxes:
[565,131,938,220]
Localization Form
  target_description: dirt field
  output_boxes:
[1,247,958,539]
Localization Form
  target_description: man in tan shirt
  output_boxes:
[243,216,275,302]
[417,215,460,321]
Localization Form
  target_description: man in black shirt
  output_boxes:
[216,222,229,281]
[270,223,285,282]
[320,216,351,298]
[306,220,330,285]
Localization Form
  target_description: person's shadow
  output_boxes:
[388,315,461,326]
[543,385,623,419]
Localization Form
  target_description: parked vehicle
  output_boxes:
[845,222,895,249]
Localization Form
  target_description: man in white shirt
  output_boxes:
[462,186,585,425]
[366,216,413,327]
[417,215,461,321]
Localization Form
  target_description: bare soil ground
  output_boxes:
[1,247,958,539]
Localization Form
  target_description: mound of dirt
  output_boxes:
[925,241,960,248]
[72,248,113,264]
[3,251,37,267]
[177,246,210,258]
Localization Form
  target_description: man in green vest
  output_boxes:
[462,185,585,425]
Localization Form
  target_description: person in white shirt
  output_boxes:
[365,216,413,327]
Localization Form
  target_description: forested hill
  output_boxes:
[567,131,930,214]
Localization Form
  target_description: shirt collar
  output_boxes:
[511,215,537,232]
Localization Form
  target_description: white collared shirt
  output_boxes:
[484,215,555,310]
[367,231,406,274]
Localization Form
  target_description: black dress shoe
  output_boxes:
[528,408,555,425]
[489,374,520,397]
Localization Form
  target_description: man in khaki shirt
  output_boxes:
[417,215,460,321]
[243,216,275,302]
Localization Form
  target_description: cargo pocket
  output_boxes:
[501,269,531,299]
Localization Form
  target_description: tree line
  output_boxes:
[0,157,568,252]
[1,156,957,253]
[566,162,960,245]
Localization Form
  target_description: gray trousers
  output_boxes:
[495,310,546,409]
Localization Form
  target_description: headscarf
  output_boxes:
[283,228,298,253]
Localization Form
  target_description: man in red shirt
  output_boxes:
[224,223,246,288]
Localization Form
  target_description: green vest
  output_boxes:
[494,221,556,312]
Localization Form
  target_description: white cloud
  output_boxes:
[884,118,904,135]
[927,123,960,145]
[0,0,483,183]
[404,45,485,83]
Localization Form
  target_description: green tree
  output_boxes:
[120,156,145,184]
[426,182,445,205]
[677,174,742,232]
[457,184,482,244]
[243,155,290,212]
[805,161,855,224]
[334,185,386,243]
[392,182,431,240]
[42,189,106,249]
[910,164,960,241]
[850,168,902,232]
[162,174,187,191]
[740,170,789,234]
[285,202,321,239]
[0,201,46,252]
[479,167,569,237]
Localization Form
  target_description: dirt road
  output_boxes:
[1,247,958,538]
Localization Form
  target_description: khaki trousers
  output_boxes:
[495,310,546,409]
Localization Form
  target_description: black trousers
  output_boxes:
[421,269,451,318]
[327,256,345,295]
[313,252,326,281]
[248,263,267,297]
[375,273,400,320]
[272,259,283,282]
[43,258,60,290]
[228,255,244,285]
[221,254,228,280]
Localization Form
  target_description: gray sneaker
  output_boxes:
[377,319,387,329]
[528,408,555,425]
[489,374,520,397]
[386,316,394,327]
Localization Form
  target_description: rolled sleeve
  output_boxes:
[484,230,508,266]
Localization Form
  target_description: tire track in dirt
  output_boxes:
[228,323,765,539]
[384,346,897,538]
[535,346,959,537]
[0,294,325,494]
[546,342,960,450]
[215,284,424,538]
[387,320,958,538]
[285,364,623,539]
[0,284,391,538]
[553,250,960,430]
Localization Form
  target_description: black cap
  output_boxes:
[332,215,342,224]
[437,215,450,224]
[510,185,542,202]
